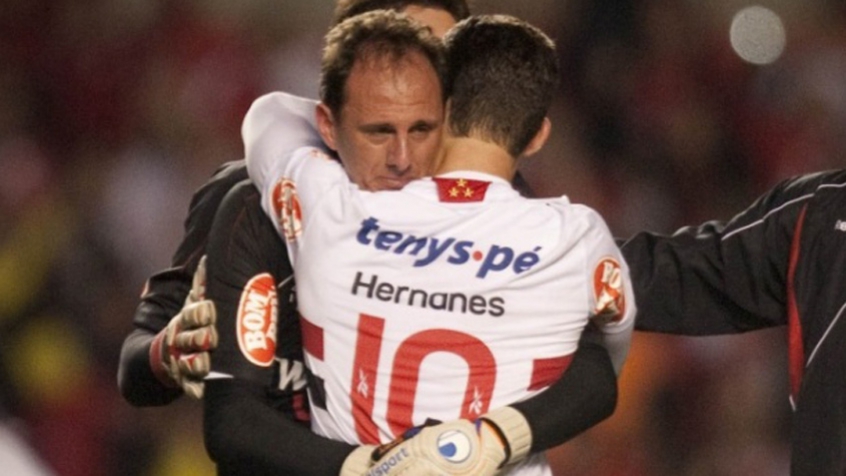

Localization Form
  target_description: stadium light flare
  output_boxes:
[730,5,786,65]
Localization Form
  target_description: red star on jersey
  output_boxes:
[433,177,491,203]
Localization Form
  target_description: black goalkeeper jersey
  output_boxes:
[624,169,846,476]
[202,179,363,474]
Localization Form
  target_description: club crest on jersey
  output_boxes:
[592,258,625,323]
[237,273,278,367]
[433,177,490,203]
[271,178,302,241]
[356,217,541,278]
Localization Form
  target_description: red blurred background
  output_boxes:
[2,0,844,474]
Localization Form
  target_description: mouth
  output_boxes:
[378,177,411,190]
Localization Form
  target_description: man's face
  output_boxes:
[316,50,445,191]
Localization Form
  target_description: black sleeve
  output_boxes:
[118,161,249,407]
[205,379,355,476]
[510,332,617,452]
[203,180,355,474]
[622,171,830,335]
[117,328,182,406]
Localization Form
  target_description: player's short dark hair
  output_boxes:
[333,0,471,26]
[443,15,559,157]
[320,10,447,118]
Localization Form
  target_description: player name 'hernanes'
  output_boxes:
[350,271,505,317]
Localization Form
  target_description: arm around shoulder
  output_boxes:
[242,92,322,192]
[509,329,617,452]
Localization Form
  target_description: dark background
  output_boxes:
[2,0,844,474]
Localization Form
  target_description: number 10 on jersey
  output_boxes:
[301,312,497,444]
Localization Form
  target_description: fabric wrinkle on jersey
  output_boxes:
[245,92,637,476]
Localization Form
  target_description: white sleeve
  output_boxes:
[242,91,324,193]
[578,207,636,376]
[242,91,353,266]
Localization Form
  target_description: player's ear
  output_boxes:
[316,102,338,151]
[520,117,551,158]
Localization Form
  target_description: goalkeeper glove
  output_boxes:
[149,255,218,399]
[340,445,379,476]
[365,406,532,476]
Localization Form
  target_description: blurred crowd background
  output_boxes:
[1,0,845,474]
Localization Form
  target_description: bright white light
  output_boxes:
[730,5,786,65]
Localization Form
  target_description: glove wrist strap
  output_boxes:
[481,406,532,465]
[149,330,178,388]
[339,445,376,476]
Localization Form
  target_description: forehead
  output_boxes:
[401,6,457,38]
[342,51,443,121]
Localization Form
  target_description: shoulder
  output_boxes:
[787,168,846,190]
[243,91,326,184]
[720,169,846,236]
[796,169,846,205]
[759,169,846,209]
[185,160,248,218]
[536,197,611,232]
[485,197,614,256]
[249,91,319,116]
[205,160,249,190]
[244,92,319,133]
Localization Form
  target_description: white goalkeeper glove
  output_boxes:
[340,444,379,476]
[149,255,218,399]
[359,406,532,476]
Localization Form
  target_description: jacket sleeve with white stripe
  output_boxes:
[622,171,843,335]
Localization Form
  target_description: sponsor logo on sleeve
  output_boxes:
[592,258,625,323]
[271,178,302,241]
[237,273,278,366]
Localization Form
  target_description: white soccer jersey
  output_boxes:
[244,92,636,475]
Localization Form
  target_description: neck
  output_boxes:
[434,136,516,181]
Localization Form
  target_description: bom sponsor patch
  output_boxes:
[237,273,278,366]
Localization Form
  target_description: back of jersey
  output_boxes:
[245,94,634,475]
[291,169,633,464]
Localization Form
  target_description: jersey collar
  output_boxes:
[428,170,518,203]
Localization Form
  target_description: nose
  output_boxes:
[386,134,412,175]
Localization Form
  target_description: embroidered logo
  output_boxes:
[271,178,302,241]
[433,177,491,203]
[592,258,625,323]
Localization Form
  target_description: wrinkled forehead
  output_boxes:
[348,50,443,102]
